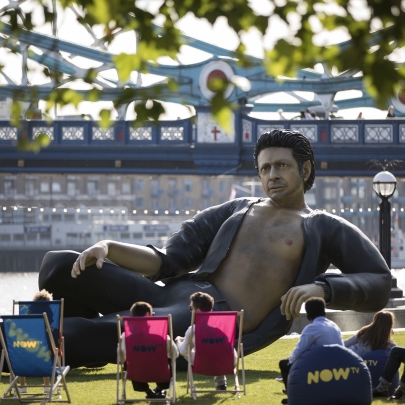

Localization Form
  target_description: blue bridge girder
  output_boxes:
[2,20,402,116]
[1,117,405,177]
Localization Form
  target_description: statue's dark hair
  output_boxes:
[253,129,315,192]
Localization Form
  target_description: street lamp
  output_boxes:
[372,170,397,269]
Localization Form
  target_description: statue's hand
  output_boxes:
[71,241,108,278]
[280,284,324,320]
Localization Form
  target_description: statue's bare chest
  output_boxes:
[232,206,305,259]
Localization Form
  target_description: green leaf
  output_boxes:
[99,108,113,128]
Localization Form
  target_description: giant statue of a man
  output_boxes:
[38,129,391,368]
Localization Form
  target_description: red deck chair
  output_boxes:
[187,310,245,399]
[116,315,176,405]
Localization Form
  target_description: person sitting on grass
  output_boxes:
[344,310,395,357]
[175,291,238,391]
[373,346,405,400]
[119,301,178,400]
[278,297,343,405]
[19,289,53,394]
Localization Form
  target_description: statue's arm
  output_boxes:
[71,240,162,278]
[147,200,238,281]
[314,217,391,312]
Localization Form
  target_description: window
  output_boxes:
[25,182,35,196]
[145,232,155,238]
[51,214,62,222]
[151,179,159,193]
[122,183,131,194]
[324,187,337,199]
[52,182,61,193]
[66,233,78,245]
[108,183,116,196]
[151,198,159,210]
[0,234,11,241]
[168,178,176,193]
[136,197,144,208]
[202,178,210,190]
[219,180,226,193]
[65,214,75,222]
[184,180,193,192]
[13,234,24,241]
[87,181,98,196]
[26,233,37,241]
[201,198,211,209]
[185,198,193,208]
[351,187,357,197]
[120,232,130,239]
[135,179,145,193]
[358,186,365,199]
[168,198,176,211]
[133,232,143,239]
[40,182,50,193]
[67,182,76,196]
[5,180,15,196]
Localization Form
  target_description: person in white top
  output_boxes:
[119,301,178,400]
[279,297,343,404]
[175,292,237,391]
[304,109,314,119]
[278,109,287,120]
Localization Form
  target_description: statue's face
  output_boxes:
[257,147,310,208]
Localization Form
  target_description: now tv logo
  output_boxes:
[201,337,225,344]
[307,367,360,384]
[132,345,157,352]
[13,341,42,349]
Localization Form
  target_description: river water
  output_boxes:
[1,269,405,315]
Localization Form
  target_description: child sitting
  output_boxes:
[119,301,178,399]
[19,289,53,394]
[175,291,238,391]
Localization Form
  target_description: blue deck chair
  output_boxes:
[0,313,70,403]
[13,299,65,366]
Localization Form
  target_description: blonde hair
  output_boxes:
[33,289,53,301]
[357,311,394,351]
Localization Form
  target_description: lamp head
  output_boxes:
[373,171,397,199]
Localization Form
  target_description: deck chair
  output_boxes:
[0,313,70,403]
[13,299,65,366]
[116,315,176,405]
[186,310,245,399]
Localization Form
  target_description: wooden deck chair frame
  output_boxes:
[13,299,66,367]
[116,314,176,405]
[0,313,71,404]
[186,310,246,400]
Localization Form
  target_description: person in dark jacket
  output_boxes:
[36,129,391,369]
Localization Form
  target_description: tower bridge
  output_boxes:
[1,4,405,179]
[1,116,405,177]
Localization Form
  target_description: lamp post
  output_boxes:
[372,170,397,269]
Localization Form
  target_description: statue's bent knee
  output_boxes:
[39,250,78,290]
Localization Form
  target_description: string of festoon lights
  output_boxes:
[1,205,405,215]
[0,205,201,216]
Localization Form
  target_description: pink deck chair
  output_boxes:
[187,310,245,399]
[116,315,176,405]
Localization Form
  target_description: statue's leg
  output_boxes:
[39,257,231,369]
[38,250,164,318]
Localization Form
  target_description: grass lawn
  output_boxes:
[2,331,405,404]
